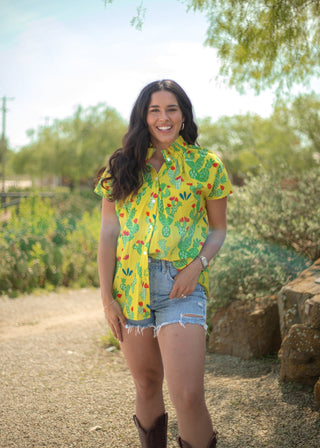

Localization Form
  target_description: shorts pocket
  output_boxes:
[167,263,179,282]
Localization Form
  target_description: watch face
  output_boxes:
[200,256,208,269]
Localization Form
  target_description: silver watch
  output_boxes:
[197,255,208,270]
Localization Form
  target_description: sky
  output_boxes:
[1,0,319,151]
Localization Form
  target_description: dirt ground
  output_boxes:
[0,288,319,448]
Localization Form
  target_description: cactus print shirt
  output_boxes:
[95,136,232,321]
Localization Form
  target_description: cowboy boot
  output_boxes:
[133,412,168,448]
[177,431,217,448]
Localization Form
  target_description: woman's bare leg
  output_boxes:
[121,327,165,429]
[157,323,213,448]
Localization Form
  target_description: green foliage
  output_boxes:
[187,0,320,92]
[0,194,101,295]
[208,167,318,310]
[208,232,310,312]
[100,329,120,350]
[198,92,319,183]
[228,168,320,260]
[11,104,127,186]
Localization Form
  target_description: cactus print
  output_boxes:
[95,136,232,321]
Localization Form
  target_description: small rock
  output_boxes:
[89,426,102,432]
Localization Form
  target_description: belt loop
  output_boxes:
[161,259,166,274]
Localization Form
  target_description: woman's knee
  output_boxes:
[133,368,164,400]
[172,385,205,412]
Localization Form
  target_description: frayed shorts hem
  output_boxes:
[125,319,208,337]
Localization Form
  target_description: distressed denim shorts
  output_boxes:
[125,258,208,334]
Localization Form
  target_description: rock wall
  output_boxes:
[208,295,281,360]
[277,259,320,339]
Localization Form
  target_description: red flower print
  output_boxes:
[200,242,204,246]
[142,282,149,289]
[134,218,138,223]
[196,190,201,195]
[230,190,233,194]
[221,185,225,190]
[117,293,122,298]
[123,254,129,260]
[192,204,196,208]
[187,183,193,186]
[141,241,145,245]
[139,301,143,306]
[207,183,212,189]
[187,150,191,154]
[153,193,158,198]
[167,185,171,188]
[169,196,175,201]
[179,217,184,222]
[123,230,130,236]
[119,213,124,217]
[156,249,161,253]
[185,217,190,222]
[167,204,172,208]
[143,308,146,313]
[183,142,186,146]
[175,197,178,202]
[146,211,150,216]
[117,257,121,261]
[186,226,189,231]
[213,163,218,167]
[170,166,175,170]
[175,176,181,180]
[136,240,140,244]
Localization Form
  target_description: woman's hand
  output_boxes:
[169,259,202,299]
[103,300,127,343]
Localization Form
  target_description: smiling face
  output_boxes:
[146,90,184,151]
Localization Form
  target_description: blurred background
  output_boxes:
[0,0,319,310]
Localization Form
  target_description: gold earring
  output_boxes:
[181,122,184,131]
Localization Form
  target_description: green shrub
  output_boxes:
[208,231,311,313]
[228,168,320,261]
[0,194,101,295]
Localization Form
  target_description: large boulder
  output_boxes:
[278,324,320,386]
[314,378,320,408]
[277,259,320,339]
[208,295,281,360]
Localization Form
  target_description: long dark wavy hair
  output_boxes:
[104,79,198,201]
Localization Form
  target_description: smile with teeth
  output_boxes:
[157,126,172,131]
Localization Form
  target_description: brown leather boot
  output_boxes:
[177,431,217,448]
[133,413,168,448]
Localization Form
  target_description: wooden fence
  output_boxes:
[0,192,54,209]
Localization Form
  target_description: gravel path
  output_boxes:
[0,288,319,448]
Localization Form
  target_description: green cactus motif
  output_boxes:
[158,196,182,238]
[190,158,212,182]
[157,239,170,257]
[160,182,170,198]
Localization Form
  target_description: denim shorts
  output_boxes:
[125,258,208,334]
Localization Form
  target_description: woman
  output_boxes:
[95,80,232,448]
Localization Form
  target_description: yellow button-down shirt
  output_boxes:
[95,136,232,321]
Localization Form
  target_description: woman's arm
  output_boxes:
[98,198,127,341]
[169,196,228,299]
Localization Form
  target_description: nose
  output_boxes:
[158,109,169,121]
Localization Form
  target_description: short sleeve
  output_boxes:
[94,168,113,199]
[206,154,233,200]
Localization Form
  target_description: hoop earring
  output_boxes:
[181,122,184,131]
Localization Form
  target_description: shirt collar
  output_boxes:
[146,135,187,164]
